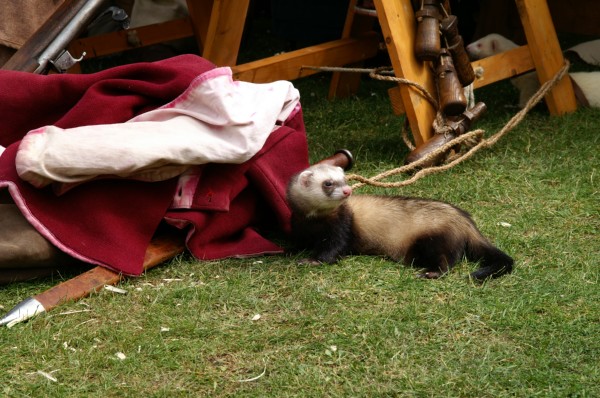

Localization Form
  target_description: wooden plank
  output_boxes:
[328,0,377,99]
[516,0,577,114]
[201,0,250,66]
[33,233,184,311]
[231,34,379,83]
[471,45,535,89]
[372,0,437,146]
[388,86,405,115]
[0,232,185,326]
[68,18,194,59]
[185,0,214,52]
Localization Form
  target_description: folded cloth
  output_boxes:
[0,55,309,275]
[16,67,300,189]
[165,106,309,260]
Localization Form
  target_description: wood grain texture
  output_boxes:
[516,0,577,115]
[33,233,185,311]
[373,0,438,146]
[232,34,379,83]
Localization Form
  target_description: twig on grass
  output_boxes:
[237,360,267,383]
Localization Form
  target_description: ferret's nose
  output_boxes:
[342,186,352,197]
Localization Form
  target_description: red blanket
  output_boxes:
[0,55,309,275]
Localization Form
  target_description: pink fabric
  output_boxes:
[0,55,310,275]
[15,67,301,188]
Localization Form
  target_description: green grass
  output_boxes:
[1,69,599,397]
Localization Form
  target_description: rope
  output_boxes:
[303,60,571,189]
[301,65,439,108]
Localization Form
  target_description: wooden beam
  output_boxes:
[328,0,377,99]
[231,34,379,83]
[372,0,437,146]
[68,17,194,59]
[201,0,250,66]
[471,45,535,89]
[516,0,577,114]
[388,86,405,115]
[185,0,213,52]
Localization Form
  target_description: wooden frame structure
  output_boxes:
[68,0,576,151]
[0,0,579,326]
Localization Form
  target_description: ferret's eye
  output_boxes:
[323,180,333,188]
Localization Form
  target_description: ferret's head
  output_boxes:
[465,33,518,60]
[287,164,352,217]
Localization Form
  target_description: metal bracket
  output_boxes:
[49,50,87,73]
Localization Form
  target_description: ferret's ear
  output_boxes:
[491,39,497,52]
[298,170,314,187]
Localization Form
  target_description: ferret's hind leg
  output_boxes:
[404,234,462,279]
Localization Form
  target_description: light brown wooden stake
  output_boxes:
[32,233,186,312]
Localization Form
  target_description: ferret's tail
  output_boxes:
[467,240,514,281]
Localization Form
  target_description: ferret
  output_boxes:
[465,33,519,60]
[286,164,513,281]
[466,33,600,108]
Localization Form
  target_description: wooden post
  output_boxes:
[200,0,250,66]
[516,0,577,114]
[372,0,438,146]
[185,0,213,53]
[328,0,376,99]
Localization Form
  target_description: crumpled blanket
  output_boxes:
[0,55,309,275]
[15,66,300,190]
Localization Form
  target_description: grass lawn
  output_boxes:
[1,56,599,396]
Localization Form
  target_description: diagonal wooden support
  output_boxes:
[190,0,250,66]
[515,0,576,114]
[373,0,438,147]
[328,0,377,99]
[232,34,379,83]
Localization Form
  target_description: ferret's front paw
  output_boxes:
[297,258,322,266]
[417,271,443,279]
